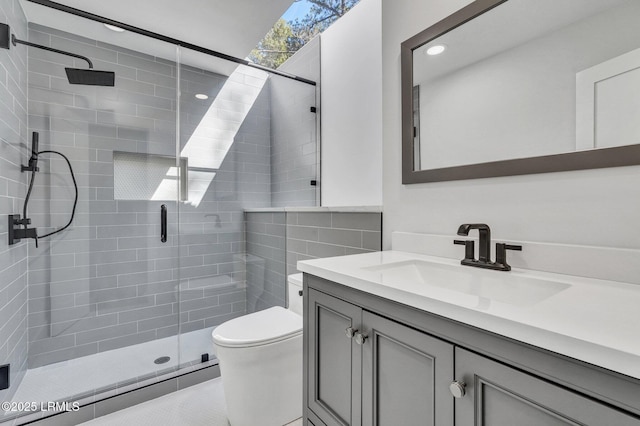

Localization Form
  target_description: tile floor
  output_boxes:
[79,378,303,426]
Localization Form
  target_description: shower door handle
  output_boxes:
[161,204,167,243]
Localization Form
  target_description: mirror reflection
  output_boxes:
[411,0,640,172]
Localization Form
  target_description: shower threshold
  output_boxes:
[2,327,216,423]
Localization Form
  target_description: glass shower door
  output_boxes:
[11,8,183,413]
[175,48,260,365]
[175,44,319,365]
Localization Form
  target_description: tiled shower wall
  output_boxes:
[0,0,29,400]
[270,38,320,207]
[245,210,382,313]
[25,24,273,367]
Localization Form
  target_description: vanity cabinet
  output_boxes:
[304,275,640,426]
[307,288,453,426]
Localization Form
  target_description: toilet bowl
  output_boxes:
[212,273,304,426]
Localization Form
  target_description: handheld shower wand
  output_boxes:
[10,132,41,246]
[8,132,78,247]
[22,131,39,172]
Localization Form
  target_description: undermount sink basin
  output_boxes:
[362,260,570,307]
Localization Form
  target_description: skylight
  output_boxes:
[249,0,361,69]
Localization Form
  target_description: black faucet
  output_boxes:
[454,223,521,271]
[457,223,491,262]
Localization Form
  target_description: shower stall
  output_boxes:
[0,0,318,423]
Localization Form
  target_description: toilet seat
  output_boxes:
[212,306,302,348]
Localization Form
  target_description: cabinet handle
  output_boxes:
[345,327,357,338]
[355,332,368,345]
[449,381,466,398]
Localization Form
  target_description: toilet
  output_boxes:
[212,273,304,426]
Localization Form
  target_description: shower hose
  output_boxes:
[23,150,78,248]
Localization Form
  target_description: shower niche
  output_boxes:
[113,152,188,202]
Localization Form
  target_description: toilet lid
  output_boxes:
[212,306,302,348]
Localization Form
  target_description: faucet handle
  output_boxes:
[495,243,522,271]
[454,239,475,261]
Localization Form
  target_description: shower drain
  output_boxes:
[154,356,171,365]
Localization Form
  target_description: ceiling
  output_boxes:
[19,0,294,74]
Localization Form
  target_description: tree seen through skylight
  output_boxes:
[249,0,360,69]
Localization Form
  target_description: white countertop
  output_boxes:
[298,251,640,380]
[244,206,382,213]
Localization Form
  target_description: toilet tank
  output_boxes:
[287,273,303,316]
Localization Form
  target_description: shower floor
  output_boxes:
[6,327,215,413]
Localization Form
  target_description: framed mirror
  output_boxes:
[401,0,640,184]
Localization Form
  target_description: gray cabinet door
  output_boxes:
[455,348,640,426]
[308,289,363,426]
[361,311,454,426]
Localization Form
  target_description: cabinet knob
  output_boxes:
[355,332,368,345]
[449,381,466,398]
[345,327,357,338]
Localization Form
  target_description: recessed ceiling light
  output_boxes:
[426,45,446,56]
[195,94,209,100]
[104,24,125,33]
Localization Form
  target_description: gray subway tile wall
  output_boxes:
[246,211,382,292]
[287,212,382,276]
[245,212,287,312]
[0,0,29,402]
[24,23,278,368]
[245,211,382,310]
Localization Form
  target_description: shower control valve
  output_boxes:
[8,214,38,247]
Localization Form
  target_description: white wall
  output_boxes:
[320,0,383,206]
[382,0,640,250]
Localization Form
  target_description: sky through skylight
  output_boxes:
[282,0,313,22]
